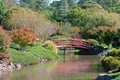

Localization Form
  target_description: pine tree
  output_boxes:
[67,0,76,9]
[58,0,68,22]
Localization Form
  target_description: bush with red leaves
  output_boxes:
[12,27,36,49]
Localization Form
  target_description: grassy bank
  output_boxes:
[9,45,59,65]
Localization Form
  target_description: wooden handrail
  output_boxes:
[51,38,91,50]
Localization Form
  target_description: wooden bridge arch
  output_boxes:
[51,38,91,50]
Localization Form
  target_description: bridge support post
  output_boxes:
[64,48,66,55]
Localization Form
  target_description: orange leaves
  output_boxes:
[12,27,36,47]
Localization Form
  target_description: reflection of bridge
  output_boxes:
[51,38,91,51]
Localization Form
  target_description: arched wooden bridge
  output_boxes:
[51,38,91,50]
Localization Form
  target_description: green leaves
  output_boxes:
[68,7,89,28]
[0,0,6,23]
[0,26,11,53]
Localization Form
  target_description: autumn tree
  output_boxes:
[12,27,36,50]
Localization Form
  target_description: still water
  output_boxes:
[0,55,103,80]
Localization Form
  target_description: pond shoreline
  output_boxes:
[0,60,21,72]
[0,58,49,73]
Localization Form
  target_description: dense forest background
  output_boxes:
[0,0,120,46]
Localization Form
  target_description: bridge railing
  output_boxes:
[51,38,91,49]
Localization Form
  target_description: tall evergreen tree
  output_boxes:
[50,0,69,22]
[78,0,92,5]
[67,0,77,9]
[20,0,49,11]
[98,0,119,12]
[59,0,68,22]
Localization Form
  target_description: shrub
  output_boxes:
[112,35,120,48]
[107,48,120,57]
[42,41,58,54]
[48,35,66,39]
[10,43,20,50]
[114,75,120,80]
[0,26,11,53]
[89,39,99,46]
[101,56,120,71]
[12,27,36,49]
[100,43,107,48]
[87,26,119,44]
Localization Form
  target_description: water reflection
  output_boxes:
[0,55,103,80]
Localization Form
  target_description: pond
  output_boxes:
[0,55,103,80]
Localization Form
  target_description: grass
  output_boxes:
[26,45,59,59]
[9,45,59,65]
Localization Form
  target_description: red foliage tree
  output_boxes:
[12,27,36,49]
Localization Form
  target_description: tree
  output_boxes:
[20,0,49,11]
[68,7,89,28]
[96,0,120,12]
[59,0,69,22]
[81,1,104,11]
[50,0,69,22]
[67,0,77,9]
[3,0,16,9]
[78,0,91,6]
[0,26,11,53]
[12,27,36,50]
[2,7,57,41]
[2,7,46,30]
[0,0,7,23]
[87,26,119,45]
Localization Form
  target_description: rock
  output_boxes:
[14,64,21,70]
[40,59,48,62]
[96,73,112,80]
[0,60,22,73]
